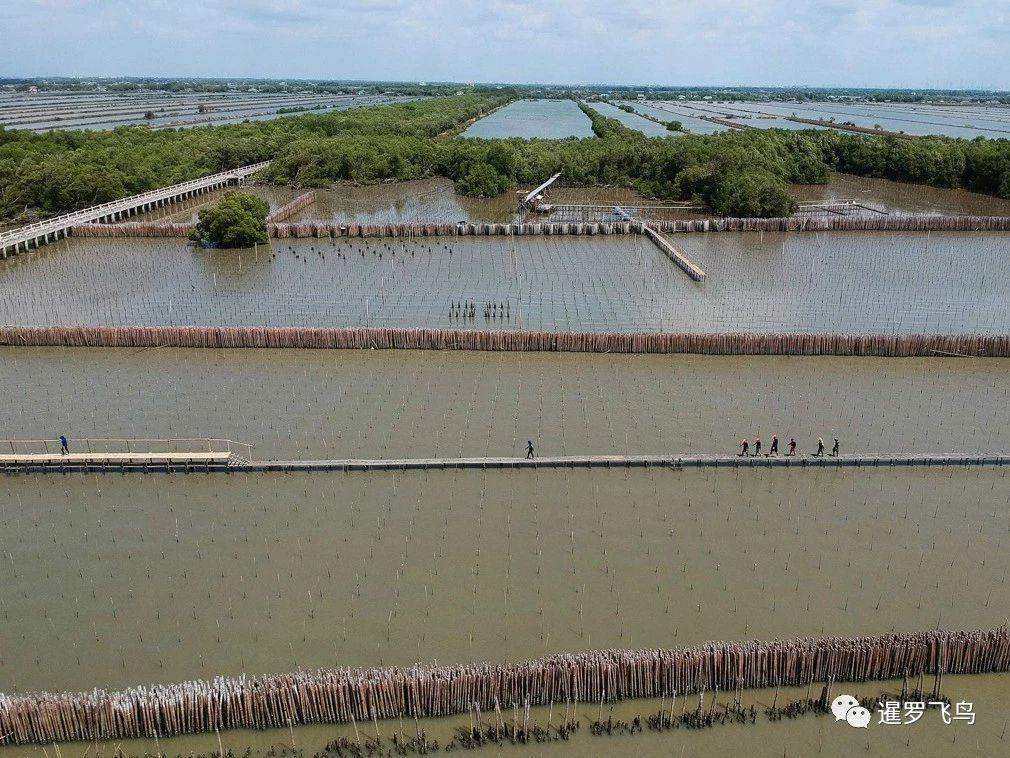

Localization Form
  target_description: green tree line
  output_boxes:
[5,93,1010,224]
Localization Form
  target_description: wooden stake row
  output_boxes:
[69,222,194,238]
[2,326,1010,358]
[1,627,1007,745]
[266,214,1010,239]
[265,191,317,224]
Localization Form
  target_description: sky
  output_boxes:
[1,0,1008,90]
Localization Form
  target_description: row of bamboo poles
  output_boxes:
[70,222,194,238]
[267,214,1010,239]
[2,326,1008,357]
[265,191,317,224]
[61,213,1010,243]
[1,627,1006,745]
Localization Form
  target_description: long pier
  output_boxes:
[3,452,1007,474]
[0,161,270,257]
[613,207,706,281]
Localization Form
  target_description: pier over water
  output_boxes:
[0,161,269,257]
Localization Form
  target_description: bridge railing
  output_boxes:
[0,437,253,461]
[0,161,271,248]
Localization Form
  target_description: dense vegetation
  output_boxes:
[0,95,506,224]
[6,92,1010,224]
[191,192,270,248]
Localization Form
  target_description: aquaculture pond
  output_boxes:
[583,101,673,137]
[0,93,412,133]
[705,101,1010,139]
[615,101,730,134]
[3,230,1010,335]
[462,99,595,138]
[3,348,1009,461]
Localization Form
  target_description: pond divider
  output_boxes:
[1,626,1006,745]
[70,222,194,238]
[642,226,706,281]
[266,213,1010,239]
[265,190,317,224]
[2,326,1009,358]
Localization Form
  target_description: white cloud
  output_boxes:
[1,0,1007,89]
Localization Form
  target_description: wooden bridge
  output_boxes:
[2,447,1008,474]
[0,161,270,258]
[0,438,252,471]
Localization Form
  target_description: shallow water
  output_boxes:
[0,673,1005,757]
[790,172,1010,217]
[0,465,1007,696]
[3,230,1009,334]
[3,348,1008,461]
[583,101,673,137]
[463,99,595,139]
[616,100,730,134]
[0,94,412,133]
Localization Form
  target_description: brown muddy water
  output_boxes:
[2,348,1009,460]
[129,172,1010,228]
[1,466,1007,694]
[0,675,1005,757]
[0,465,1008,756]
[2,230,1009,334]
[790,172,1010,217]
[132,184,305,223]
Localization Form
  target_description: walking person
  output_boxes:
[787,438,796,456]
[526,440,535,459]
[769,435,778,456]
[814,437,825,457]
[59,435,69,455]
[738,439,749,457]
[831,438,840,457]
[753,438,761,457]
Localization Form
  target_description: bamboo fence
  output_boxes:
[265,190,317,224]
[70,222,195,238]
[264,214,1010,239]
[1,326,1008,358]
[0,626,1006,745]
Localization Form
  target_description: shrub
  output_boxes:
[190,191,270,248]
[455,162,512,197]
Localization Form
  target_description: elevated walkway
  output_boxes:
[0,162,270,257]
[0,438,250,472]
[2,447,1006,474]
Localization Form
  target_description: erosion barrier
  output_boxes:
[70,222,194,238]
[265,213,1010,239]
[0,626,1006,745]
[265,190,317,224]
[1,327,1009,358]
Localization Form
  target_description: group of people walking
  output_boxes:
[738,435,839,458]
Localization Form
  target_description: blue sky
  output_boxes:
[1,0,1007,89]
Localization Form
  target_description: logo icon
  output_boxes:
[832,695,870,728]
